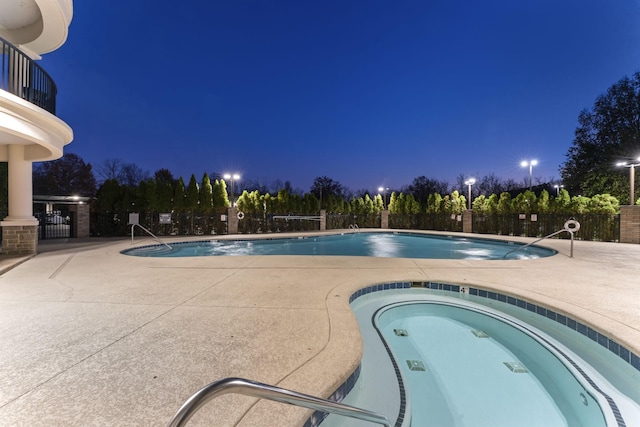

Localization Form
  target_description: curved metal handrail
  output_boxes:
[503,220,580,259]
[1,36,57,114]
[167,377,392,427]
[130,223,172,250]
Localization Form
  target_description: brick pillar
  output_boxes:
[227,207,239,234]
[620,205,640,244]
[463,209,473,233]
[380,210,389,229]
[69,204,91,238]
[1,224,38,255]
[320,210,326,231]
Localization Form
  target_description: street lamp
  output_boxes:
[378,186,389,210]
[521,160,538,191]
[616,157,640,205]
[553,184,564,197]
[223,173,241,206]
[464,178,475,210]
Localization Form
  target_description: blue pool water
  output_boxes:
[323,288,640,427]
[122,232,556,259]
[379,303,607,426]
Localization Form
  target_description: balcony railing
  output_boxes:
[1,36,57,114]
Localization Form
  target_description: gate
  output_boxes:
[34,207,75,239]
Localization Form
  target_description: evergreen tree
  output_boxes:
[497,192,512,214]
[199,173,213,213]
[473,195,486,212]
[173,177,185,212]
[483,194,499,215]
[212,179,230,208]
[405,194,421,214]
[512,190,537,214]
[570,196,591,214]
[551,188,571,213]
[155,170,175,212]
[537,190,551,213]
[588,194,619,214]
[185,174,199,210]
[426,193,443,213]
[95,179,122,212]
[137,178,157,211]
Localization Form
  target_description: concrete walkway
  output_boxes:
[0,232,639,426]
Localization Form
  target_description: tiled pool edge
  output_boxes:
[352,281,640,374]
[307,280,640,427]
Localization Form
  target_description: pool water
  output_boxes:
[379,303,606,426]
[122,232,556,259]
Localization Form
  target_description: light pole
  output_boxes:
[554,184,564,197]
[464,178,475,210]
[521,160,538,191]
[223,173,241,206]
[378,186,389,210]
[617,157,640,205]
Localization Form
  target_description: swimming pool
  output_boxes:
[122,232,556,259]
[320,286,640,427]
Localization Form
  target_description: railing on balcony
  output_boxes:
[1,36,57,114]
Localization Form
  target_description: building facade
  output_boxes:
[0,0,74,255]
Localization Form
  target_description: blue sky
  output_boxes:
[42,0,640,193]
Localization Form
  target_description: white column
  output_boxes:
[3,144,37,224]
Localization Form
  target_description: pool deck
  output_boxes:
[0,230,639,426]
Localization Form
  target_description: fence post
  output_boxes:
[227,207,239,234]
[380,210,389,229]
[619,206,640,244]
[463,210,473,233]
[68,204,91,238]
[320,210,326,231]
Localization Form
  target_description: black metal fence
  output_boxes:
[1,36,57,114]
[88,211,621,243]
[472,213,620,241]
[389,213,464,232]
[327,214,381,229]
[91,210,229,237]
[238,214,321,234]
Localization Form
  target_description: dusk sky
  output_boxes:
[42,0,640,193]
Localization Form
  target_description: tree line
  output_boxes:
[0,70,637,215]
[87,169,621,216]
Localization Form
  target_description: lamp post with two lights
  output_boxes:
[378,186,389,210]
[521,160,538,191]
[464,178,476,210]
[223,173,241,207]
[617,157,640,205]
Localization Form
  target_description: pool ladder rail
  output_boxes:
[130,223,172,250]
[503,219,580,259]
[167,377,392,427]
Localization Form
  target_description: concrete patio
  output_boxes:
[0,231,639,426]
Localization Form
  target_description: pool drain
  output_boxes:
[394,328,409,336]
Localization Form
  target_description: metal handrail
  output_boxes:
[167,377,392,427]
[1,36,57,114]
[503,220,580,259]
[130,223,172,250]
